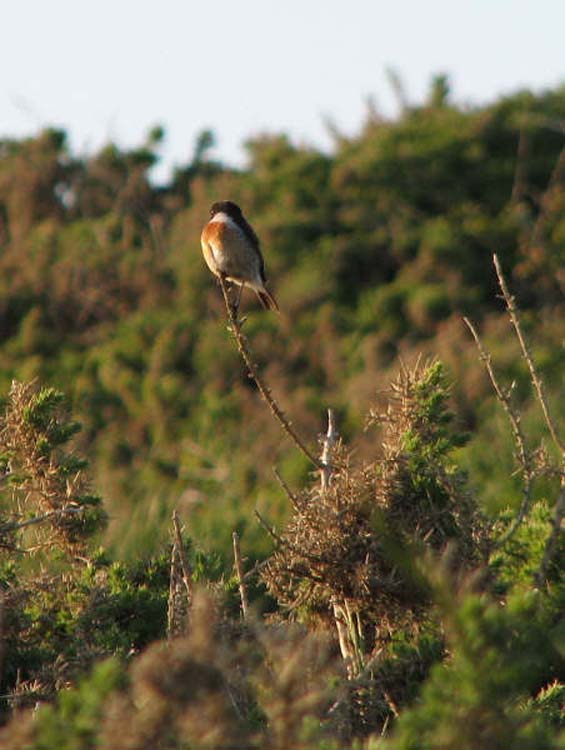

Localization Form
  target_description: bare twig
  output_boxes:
[273,467,301,511]
[254,510,286,547]
[320,409,337,491]
[218,273,322,469]
[463,316,534,546]
[493,253,563,456]
[0,506,84,534]
[332,598,364,679]
[232,531,249,621]
[167,511,193,638]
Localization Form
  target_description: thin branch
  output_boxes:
[172,511,193,602]
[1,506,85,533]
[232,531,249,621]
[273,467,301,511]
[463,316,534,546]
[167,511,193,638]
[254,509,286,546]
[320,408,337,491]
[218,273,322,469]
[493,253,563,456]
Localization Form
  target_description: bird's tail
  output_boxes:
[256,285,279,312]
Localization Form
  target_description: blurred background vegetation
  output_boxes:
[0,76,563,747]
[0,78,562,561]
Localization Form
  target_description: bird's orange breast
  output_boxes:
[200,218,262,284]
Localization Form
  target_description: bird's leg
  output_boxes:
[234,282,245,316]
[220,273,238,320]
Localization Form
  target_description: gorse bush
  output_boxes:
[0,380,106,554]
[262,361,486,635]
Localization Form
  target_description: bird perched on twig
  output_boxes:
[200,201,279,311]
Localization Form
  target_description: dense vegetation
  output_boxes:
[0,78,563,748]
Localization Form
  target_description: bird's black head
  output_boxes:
[210,200,242,219]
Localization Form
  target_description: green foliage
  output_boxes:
[0,381,106,552]
[0,85,562,557]
[489,501,559,594]
[389,586,564,750]
[34,659,126,750]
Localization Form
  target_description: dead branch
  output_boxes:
[218,273,322,470]
[493,253,563,456]
[320,409,337,492]
[273,468,301,511]
[232,531,249,621]
[167,510,193,638]
[463,316,534,546]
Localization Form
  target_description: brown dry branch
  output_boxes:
[463,316,534,547]
[167,510,193,638]
[232,531,249,621]
[465,256,564,578]
[218,272,322,470]
[273,467,301,512]
[318,409,366,679]
[320,408,337,491]
[493,254,564,579]
[493,253,564,457]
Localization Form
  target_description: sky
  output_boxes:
[3,0,564,182]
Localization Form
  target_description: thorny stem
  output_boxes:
[218,273,322,470]
[493,253,563,457]
[0,506,84,534]
[317,410,364,679]
[273,467,301,511]
[167,511,193,638]
[320,408,337,491]
[491,255,564,581]
[463,317,533,547]
[466,256,564,577]
[232,531,249,621]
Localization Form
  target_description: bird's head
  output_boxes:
[210,200,242,219]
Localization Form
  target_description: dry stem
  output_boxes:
[463,316,533,546]
[167,511,193,638]
[218,273,322,470]
[320,408,337,491]
[232,531,249,621]
[493,253,563,456]
[273,468,301,512]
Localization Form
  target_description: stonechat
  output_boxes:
[201,201,279,311]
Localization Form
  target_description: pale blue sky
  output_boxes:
[3,0,564,180]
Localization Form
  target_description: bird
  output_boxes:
[200,200,279,311]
